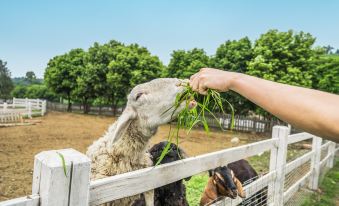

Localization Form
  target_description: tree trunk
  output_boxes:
[67,94,72,112]
[112,99,119,116]
[83,98,90,114]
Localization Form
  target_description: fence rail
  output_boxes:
[0,126,337,206]
[0,98,46,122]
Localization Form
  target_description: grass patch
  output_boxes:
[302,159,339,206]
[185,173,209,206]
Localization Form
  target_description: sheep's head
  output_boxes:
[109,78,195,144]
[210,166,246,199]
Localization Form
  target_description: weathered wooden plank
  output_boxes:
[285,151,313,174]
[89,138,277,205]
[320,141,331,151]
[0,194,39,206]
[287,132,313,144]
[269,126,289,206]
[319,153,331,169]
[32,148,90,206]
[309,137,322,189]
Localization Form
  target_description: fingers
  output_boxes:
[189,68,211,95]
[198,81,208,95]
[190,76,200,92]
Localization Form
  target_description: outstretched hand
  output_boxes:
[189,68,238,95]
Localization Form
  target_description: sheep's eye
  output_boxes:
[135,92,143,101]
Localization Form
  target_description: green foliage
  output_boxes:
[211,37,255,115]
[12,77,43,86]
[246,30,318,116]
[44,40,163,113]
[166,48,210,79]
[25,71,37,83]
[11,85,27,98]
[311,55,339,94]
[0,59,14,100]
[44,48,86,110]
[211,37,253,73]
[107,44,164,106]
[11,84,58,101]
[248,30,316,87]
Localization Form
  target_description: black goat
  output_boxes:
[133,141,191,206]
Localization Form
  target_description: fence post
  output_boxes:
[309,136,322,190]
[13,97,16,108]
[268,126,289,206]
[326,142,336,168]
[25,98,28,109]
[32,148,91,206]
[41,100,46,116]
[3,102,7,111]
[28,102,32,118]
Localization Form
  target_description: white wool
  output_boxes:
[86,78,186,206]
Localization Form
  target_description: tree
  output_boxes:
[165,48,210,79]
[11,85,27,98]
[323,45,334,54]
[248,30,316,88]
[25,71,37,83]
[0,60,14,100]
[312,55,339,94]
[211,37,255,115]
[335,49,339,55]
[107,44,163,113]
[211,37,253,73]
[44,49,85,111]
[85,40,124,113]
[247,30,318,116]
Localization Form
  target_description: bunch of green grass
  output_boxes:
[155,84,235,165]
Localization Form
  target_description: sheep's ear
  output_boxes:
[233,176,246,198]
[109,106,137,145]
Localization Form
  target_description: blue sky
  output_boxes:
[1,0,338,78]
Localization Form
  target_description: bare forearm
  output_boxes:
[230,73,339,141]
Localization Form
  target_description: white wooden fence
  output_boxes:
[0,98,47,120]
[0,126,337,206]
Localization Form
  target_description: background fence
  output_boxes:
[47,101,294,134]
[0,98,47,123]
[0,126,337,206]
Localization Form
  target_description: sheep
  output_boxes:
[86,78,195,206]
[200,166,245,206]
[132,141,191,206]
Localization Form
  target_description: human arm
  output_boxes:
[190,68,339,142]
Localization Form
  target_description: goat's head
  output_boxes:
[109,78,195,144]
[209,166,246,199]
[149,141,191,181]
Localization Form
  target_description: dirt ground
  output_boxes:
[0,111,266,201]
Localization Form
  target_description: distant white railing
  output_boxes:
[0,98,46,120]
[0,126,337,206]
